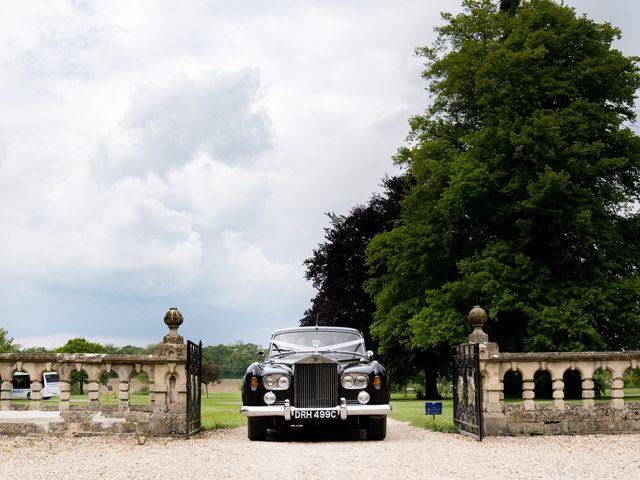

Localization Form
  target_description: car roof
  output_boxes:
[270,326,363,338]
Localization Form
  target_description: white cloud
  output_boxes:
[96,70,271,179]
[0,0,637,346]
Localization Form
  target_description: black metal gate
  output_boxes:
[452,343,483,441]
[186,340,202,436]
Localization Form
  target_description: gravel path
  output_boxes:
[0,419,638,480]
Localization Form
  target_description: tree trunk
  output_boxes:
[424,363,442,400]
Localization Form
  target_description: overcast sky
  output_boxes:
[1,0,638,349]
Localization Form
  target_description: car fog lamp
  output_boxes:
[357,391,370,405]
[373,375,382,390]
[250,376,258,391]
[264,391,276,405]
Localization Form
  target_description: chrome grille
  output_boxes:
[294,363,338,408]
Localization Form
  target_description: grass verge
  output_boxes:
[389,393,456,433]
[201,391,246,430]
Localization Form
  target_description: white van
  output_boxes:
[11,372,60,400]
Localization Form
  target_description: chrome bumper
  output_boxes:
[240,398,392,421]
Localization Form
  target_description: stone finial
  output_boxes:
[468,305,489,343]
[163,307,184,345]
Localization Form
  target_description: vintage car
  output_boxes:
[240,326,391,440]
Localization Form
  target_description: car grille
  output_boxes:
[294,363,338,408]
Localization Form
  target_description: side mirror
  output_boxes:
[366,350,374,361]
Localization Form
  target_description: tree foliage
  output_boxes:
[201,361,222,397]
[366,0,640,360]
[0,328,16,353]
[104,344,155,355]
[57,338,107,394]
[300,176,411,346]
[203,342,263,378]
[57,338,108,354]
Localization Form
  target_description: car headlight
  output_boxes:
[341,373,369,389]
[277,375,290,389]
[262,374,291,390]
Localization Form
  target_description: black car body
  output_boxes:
[240,326,391,440]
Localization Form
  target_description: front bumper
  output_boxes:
[240,398,392,421]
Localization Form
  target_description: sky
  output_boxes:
[1,0,639,350]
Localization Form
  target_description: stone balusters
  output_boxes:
[59,380,71,412]
[29,379,43,410]
[611,376,625,409]
[552,376,565,410]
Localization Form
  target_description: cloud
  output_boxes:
[0,68,274,300]
[0,0,637,347]
[95,70,271,179]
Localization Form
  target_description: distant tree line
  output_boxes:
[0,331,259,390]
[202,342,264,379]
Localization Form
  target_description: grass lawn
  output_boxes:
[199,390,457,433]
[201,391,246,430]
[389,393,456,433]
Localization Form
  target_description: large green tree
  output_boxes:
[300,176,410,347]
[366,0,640,378]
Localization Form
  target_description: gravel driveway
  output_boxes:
[1,419,638,480]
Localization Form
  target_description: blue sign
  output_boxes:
[425,402,443,416]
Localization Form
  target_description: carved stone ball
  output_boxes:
[164,307,184,328]
[468,305,488,328]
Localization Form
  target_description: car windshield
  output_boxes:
[268,330,365,360]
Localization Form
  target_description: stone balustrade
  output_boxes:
[466,307,640,435]
[0,308,191,435]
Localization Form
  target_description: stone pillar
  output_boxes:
[154,307,187,409]
[552,377,565,410]
[59,380,71,412]
[466,306,502,412]
[483,362,503,413]
[153,382,167,410]
[0,380,11,411]
[611,377,625,410]
[29,380,42,410]
[581,377,595,409]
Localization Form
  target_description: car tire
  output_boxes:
[365,416,387,440]
[27,392,31,400]
[247,417,267,441]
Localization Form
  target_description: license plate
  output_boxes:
[293,409,338,420]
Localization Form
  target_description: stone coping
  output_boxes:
[484,351,640,362]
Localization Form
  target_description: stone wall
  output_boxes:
[0,308,191,436]
[466,306,640,435]
[481,349,640,435]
